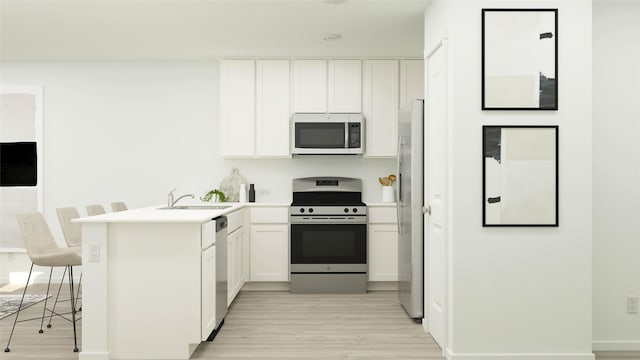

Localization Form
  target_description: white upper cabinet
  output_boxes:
[293,59,362,113]
[328,60,362,113]
[221,58,422,158]
[293,60,327,113]
[363,60,399,157]
[220,59,290,158]
[256,60,291,157]
[220,60,256,157]
[399,59,425,110]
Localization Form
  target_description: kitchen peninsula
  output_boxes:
[74,204,248,360]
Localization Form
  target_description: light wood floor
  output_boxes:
[192,291,443,359]
[1,284,638,360]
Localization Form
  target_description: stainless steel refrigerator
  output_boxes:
[397,99,424,321]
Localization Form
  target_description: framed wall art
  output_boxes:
[0,86,44,250]
[482,9,558,110]
[483,126,558,227]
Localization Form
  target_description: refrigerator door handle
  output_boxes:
[396,138,403,232]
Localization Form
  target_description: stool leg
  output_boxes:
[46,266,68,329]
[38,266,55,333]
[68,266,79,353]
[4,263,34,353]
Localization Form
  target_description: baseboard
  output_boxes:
[78,351,110,360]
[367,281,398,291]
[241,281,291,291]
[592,341,640,351]
[241,281,398,292]
[445,348,595,360]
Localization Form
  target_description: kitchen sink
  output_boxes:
[158,205,232,210]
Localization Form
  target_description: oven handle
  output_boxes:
[290,217,367,224]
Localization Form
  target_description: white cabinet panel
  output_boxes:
[220,60,255,157]
[227,228,243,304]
[200,225,216,341]
[328,60,362,112]
[368,224,399,282]
[250,224,289,282]
[399,60,425,110]
[363,60,399,157]
[227,209,243,234]
[256,60,291,157]
[250,207,289,223]
[368,206,398,224]
[293,60,327,113]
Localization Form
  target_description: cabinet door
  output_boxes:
[399,60,425,110]
[227,230,236,304]
[328,60,362,112]
[368,224,399,281]
[363,60,399,157]
[256,60,291,157]
[220,60,256,157]
[250,224,289,281]
[227,229,243,304]
[293,60,327,113]
[201,245,216,340]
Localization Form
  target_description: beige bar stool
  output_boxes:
[4,213,82,353]
[111,201,128,212]
[54,207,84,321]
[86,204,106,216]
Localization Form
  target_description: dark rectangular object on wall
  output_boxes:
[0,142,37,186]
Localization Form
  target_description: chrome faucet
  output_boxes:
[167,188,195,208]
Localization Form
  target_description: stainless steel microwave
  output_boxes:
[291,113,364,155]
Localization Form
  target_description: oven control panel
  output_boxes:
[290,206,367,216]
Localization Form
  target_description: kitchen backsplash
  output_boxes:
[223,156,396,203]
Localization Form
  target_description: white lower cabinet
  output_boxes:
[227,228,244,304]
[250,224,289,281]
[368,224,399,281]
[201,221,216,340]
[226,209,245,304]
[250,206,289,282]
[367,205,399,282]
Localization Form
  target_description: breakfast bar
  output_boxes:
[74,204,244,360]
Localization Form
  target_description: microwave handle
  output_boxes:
[344,121,349,149]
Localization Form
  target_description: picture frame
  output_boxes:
[482,9,558,110]
[483,125,559,227]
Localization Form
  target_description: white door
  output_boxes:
[425,40,448,350]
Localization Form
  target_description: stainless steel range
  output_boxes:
[290,177,367,294]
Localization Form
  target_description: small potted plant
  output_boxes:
[378,174,397,202]
[200,189,228,203]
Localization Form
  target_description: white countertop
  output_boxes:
[73,201,391,223]
[73,203,249,223]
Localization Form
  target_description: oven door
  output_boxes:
[290,222,367,273]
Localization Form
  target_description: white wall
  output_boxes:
[425,1,593,359]
[592,0,640,351]
[0,61,395,283]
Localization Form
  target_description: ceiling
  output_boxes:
[0,0,429,61]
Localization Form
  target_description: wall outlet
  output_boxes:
[628,295,639,314]
[89,243,100,262]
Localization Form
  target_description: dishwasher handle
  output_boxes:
[215,215,228,232]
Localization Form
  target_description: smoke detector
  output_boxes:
[322,33,342,41]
